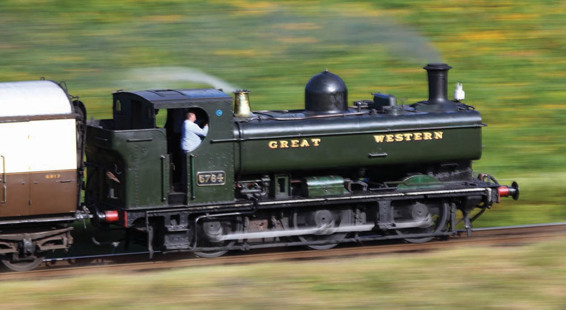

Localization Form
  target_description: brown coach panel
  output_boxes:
[0,81,82,219]
[29,170,78,215]
[0,172,30,217]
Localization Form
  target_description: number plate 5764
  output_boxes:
[196,171,226,186]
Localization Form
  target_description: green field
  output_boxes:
[3,0,565,225]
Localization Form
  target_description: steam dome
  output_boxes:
[305,70,348,114]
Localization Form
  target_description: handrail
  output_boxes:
[160,155,166,202]
[1,155,6,204]
[189,154,195,200]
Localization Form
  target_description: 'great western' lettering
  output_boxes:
[268,138,322,149]
[373,131,443,143]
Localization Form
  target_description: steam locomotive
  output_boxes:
[0,64,519,271]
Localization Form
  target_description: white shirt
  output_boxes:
[181,120,208,152]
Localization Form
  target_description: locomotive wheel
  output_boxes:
[194,218,242,258]
[1,254,44,272]
[393,201,448,244]
[292,208,352,250]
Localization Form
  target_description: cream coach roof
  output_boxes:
[0,80,73,117]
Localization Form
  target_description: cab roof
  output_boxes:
[114,88,232,109]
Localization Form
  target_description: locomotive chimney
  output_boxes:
[233,89,252,117]
[424,63,452,105]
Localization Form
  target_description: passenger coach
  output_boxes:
[0,80,85,271]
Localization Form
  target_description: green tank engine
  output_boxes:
[84,63,518,257]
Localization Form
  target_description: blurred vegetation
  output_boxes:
[3,236,566,309]
[1,0,566,225]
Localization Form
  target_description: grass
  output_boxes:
[3,237,566,309]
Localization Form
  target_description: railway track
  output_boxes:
[1,222,565,281]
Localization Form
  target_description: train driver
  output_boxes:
[181,111,208,153]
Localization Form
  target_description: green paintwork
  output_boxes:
[234,111,483,175]
[85,125,169,210]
